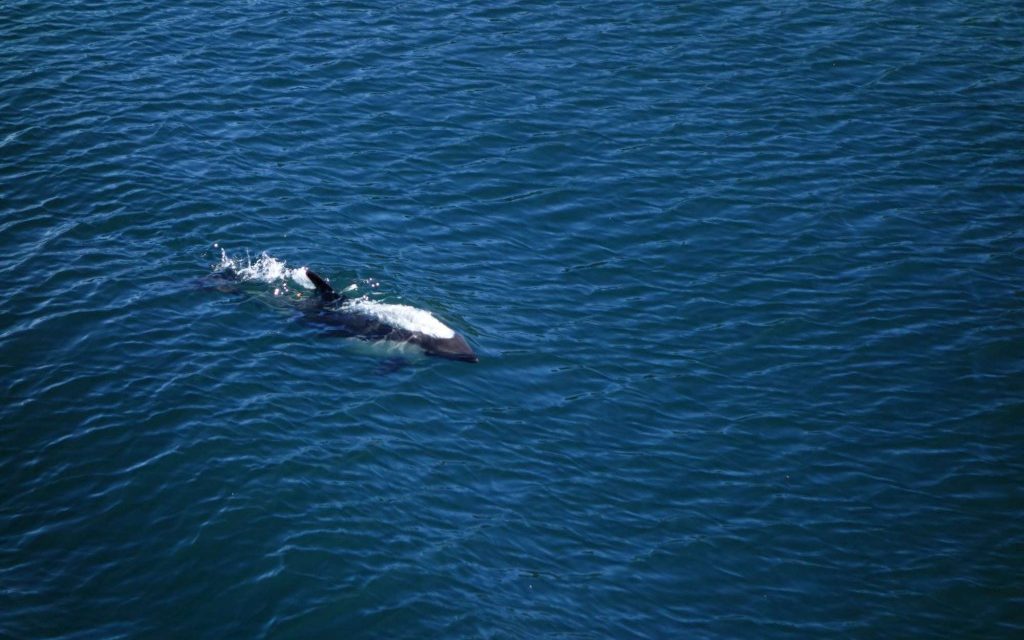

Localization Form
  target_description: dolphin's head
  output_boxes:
[421,332,478,363]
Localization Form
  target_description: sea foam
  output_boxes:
[217,248,313,290]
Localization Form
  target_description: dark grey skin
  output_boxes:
[304,269,478,363]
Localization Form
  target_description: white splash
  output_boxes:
[344,298,455,339]
[218,249,313,289]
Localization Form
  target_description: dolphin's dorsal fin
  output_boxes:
[306,269,342,303]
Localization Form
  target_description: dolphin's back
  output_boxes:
[304,267,477,362]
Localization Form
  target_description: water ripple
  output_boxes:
[3,0,1024,638]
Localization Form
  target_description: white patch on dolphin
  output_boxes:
[343,298,456,339]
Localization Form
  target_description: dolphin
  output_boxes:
[303,269,478,363]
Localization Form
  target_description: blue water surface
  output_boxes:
[2,1,1023,638]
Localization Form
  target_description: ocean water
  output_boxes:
[2,1,1023,637]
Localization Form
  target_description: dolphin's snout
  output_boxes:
[428,333,478,363]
